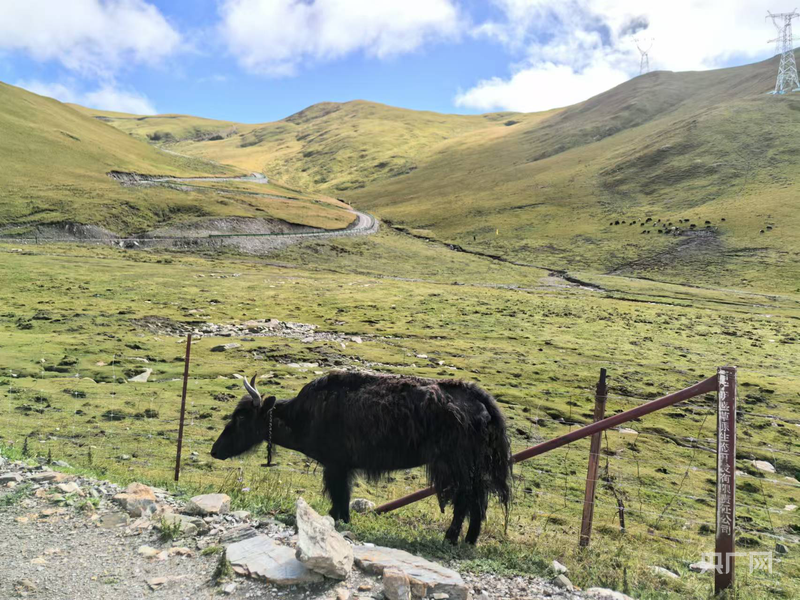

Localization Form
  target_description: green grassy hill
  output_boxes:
[43,54,800,290]
[0,83,354,235]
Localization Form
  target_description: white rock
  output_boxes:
[785,504,797,512]
[232,510,251,520]
[585,589,637,600]
[226,534,323,585]
[551,560,568,574]
[751,460,776,474]
[56,482,82,496]
[295,497,353,579]
[554,574,573,591]
[128,369,153,383]
[689,561,715,573]
[350,498,376,513]
[649,566,679,579]
[186,493,230,515]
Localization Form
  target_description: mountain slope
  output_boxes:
[344,54,800,290]
[0,83,354,235]
[67,54,800,289]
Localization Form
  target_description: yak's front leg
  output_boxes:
[323,465,353,523]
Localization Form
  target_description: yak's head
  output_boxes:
[211,375,276,460]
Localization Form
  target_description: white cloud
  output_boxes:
[219,0,462,76]
[16,79,157,115]
[456,61,629,112]
[459,0,777,112]
[0,0,181,76]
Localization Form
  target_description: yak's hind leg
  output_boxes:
[323,466,353,523]
[444,497,468,544]
[464,487,489,545]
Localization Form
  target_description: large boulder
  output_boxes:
[354,545,468,600]
[113,482,157,517]
[185,493,230,515]
[226,535,323,585]
[295,497,353,579]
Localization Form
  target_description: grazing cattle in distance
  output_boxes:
[211,371,512,545]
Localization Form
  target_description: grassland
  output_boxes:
[1,234,798,599]
[0,83,355,235]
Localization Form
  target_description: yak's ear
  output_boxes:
[262,395,277,412]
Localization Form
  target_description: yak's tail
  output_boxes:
[480,391,512,514]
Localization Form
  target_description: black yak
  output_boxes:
[210,371,512,545]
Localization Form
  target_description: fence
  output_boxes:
[1,347,797,596]
[373,365,755,594]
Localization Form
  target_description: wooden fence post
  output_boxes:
[174,333,193,482]
[715,366,737,595]
[579,368,608,547]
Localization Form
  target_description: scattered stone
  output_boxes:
[776,543,789,555]
[350,498,376,513]
[358,584,373,592]
[147,577,168,590]
[157,513,203,536]
[335,586,351,600]
[553,574,573,591]
[585,589,637,600]
[128,369,153,383]
[226,534,323,585]
[98,513,130,529]
[354,545,468,600]
[649,566,679,579]
[0,472,23,484]
[232,510,251,520]
[689,561,714,573]
[56,482,83,496]
[551,560,568,574]
[138,545,161,558]
[211,343,241,352]
[785,504,797,512]
[30,471,71,483]
[168,547,193,557]
[220,525,259,545]
[221,582,237,594]
[30,557,47,565]
[113,482,157,517]
[751,460,776,474]
[185,493,230,515]
[295,497,353,579]
[52,460,70,468]
[14,579,37,594]
[383,568,412,600]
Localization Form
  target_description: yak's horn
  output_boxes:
[243,374,261,406]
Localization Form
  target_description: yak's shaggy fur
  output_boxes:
[211,370,511,544]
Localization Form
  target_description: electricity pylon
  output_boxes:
[635,38,654,75]
[767,10,800,94]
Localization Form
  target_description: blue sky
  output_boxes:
[0,1,778,123]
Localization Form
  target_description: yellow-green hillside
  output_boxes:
[68,54,800,290]
[0,83,355,234]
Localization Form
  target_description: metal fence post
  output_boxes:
[174,333,192,482]
[715,366,737,594]
[580,368,607,547]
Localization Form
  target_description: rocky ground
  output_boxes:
[0,457,634,600]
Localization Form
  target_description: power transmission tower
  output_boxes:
[635,38,653,75]
[767,10,800,94]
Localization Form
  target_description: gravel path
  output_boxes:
[0,460,630,600]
